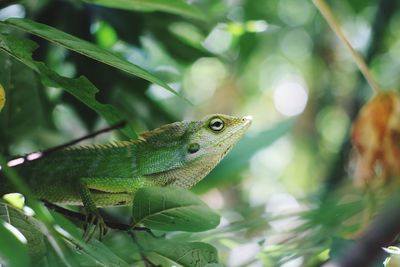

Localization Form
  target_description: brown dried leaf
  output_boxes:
[0,83,5,111]
[351,92,400,186]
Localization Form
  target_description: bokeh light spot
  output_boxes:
[273,82,308,116]
[278,0,314,26]
[316,106,350,152]
[183,57,227,104]
[280,29,313,61]
[203,24,232,54]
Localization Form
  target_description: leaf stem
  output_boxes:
[313,0,381,93]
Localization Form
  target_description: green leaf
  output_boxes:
[132,187,220,231]
[0,220,30,267]
[83,0,207,21]
[0,155,77,266]
[102,233,141,263]
[0,203,35,267]
[2,18,182,99]
[0,203,131,267]
[137,233,219,267]
[0,33,137,138]
[145,241,219,267]
[51,212,131,267]
[50,214,131,267]
[72,239,131,267]
[48,213,131,266]
[0,53,51,143]
[0,203,68,266]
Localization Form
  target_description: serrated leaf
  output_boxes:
[0,33,137,138]
[2,18,181,99]
[83,0,207,21]
[132,187,220,231]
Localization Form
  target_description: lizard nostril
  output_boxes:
[243,115,253,121]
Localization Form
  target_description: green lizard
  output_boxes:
[0,114,251,238]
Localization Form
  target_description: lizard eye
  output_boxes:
[188,143,200,154]
[209,117,224,132]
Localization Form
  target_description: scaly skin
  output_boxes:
[0,114,251,236]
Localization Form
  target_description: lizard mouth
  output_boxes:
[221,145,233,159]
[217,117,251,149]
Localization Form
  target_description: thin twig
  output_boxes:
[321,0,397,196]
[40,121,127,157]
[313,0,381,93]
[7,120,127,166]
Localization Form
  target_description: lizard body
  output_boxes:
[0,114,251,216]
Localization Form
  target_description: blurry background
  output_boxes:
[0,0,398,266]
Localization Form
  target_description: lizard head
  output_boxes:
[138,114,252,188]
[184,114,252,161]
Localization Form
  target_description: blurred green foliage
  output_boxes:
[0,0,399,266]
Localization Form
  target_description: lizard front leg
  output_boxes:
[78,178,107,241]
[78,177,143,240]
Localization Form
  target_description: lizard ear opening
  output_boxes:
[188,143,200,154]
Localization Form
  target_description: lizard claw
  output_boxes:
[83,212,107,241]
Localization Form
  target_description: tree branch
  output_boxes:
[8,120,127,167]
